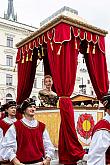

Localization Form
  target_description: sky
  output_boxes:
[0,0,110,70]
[0,0,110,29]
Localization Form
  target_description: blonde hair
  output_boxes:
[44,75,52,82]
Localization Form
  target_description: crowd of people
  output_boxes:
[0,98,55,165]
[0,75,110,165]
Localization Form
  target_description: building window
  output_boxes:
[87,79,90,84]
[76,77,81,81]
[91,90,94,96]
[7,36,13,48]
[79,87,86,94]
[33,79,37,88]
[37,60,44,72]
[83,58,85,63]
[80,68,86,72]
[32,96,37,101]
[6,55,13,66]
[6,93,13,103]
[83,88,86,94]
[37,77,43,89]
[42,79,44,88]
[42,62,44,72]
[6,74,12,86]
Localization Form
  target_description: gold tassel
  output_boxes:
[26,53,29,61]
[75,38,77,49]
[21,56,24,63]
[50,42,53,51]
[57,45,62,55]
[41,47,44,56]
[87,43,90,53]
[38,49,41,59]
[13,64,16,72]
[29,54,32,61]
[92,45,95,54]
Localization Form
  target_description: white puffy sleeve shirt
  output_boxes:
[87,113,110,165]
[1,117,55,161]
[0,117,17,161]
[0,128,3,148]
[0,117,16,148]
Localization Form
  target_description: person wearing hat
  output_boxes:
[1,98,55,165]
[0,106,5,120]
[0,101,17,143]
[87,93,110,165]
[0,101,17,163]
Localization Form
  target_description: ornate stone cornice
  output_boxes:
[4,48,16,54]
[0,22,32,34]
[0,17,36,34]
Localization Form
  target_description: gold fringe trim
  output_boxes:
[75,38,77,49]
[42,47,44,56]
[21,56,24,63]
[87,43,90,53]
[60,96,70,98]
[92,45,95,54]
[57,45,62,55]
[50,42,53,51]
[26,54,29,61]
[56,96,70,108]
[29,54,32,61]
[38,49,41,59]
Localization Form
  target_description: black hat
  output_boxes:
[16,105,22,113]
[2,101,16,111]
[0,104,7,112]
[101,93,110,109]
[20,98,36,112]
[0,106,4,112]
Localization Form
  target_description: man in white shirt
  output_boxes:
[1,98,55,165]
[0,101,17,164]
[87,93,110,165]
[0,101,17,146]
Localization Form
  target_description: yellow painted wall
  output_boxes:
[35,111,60,147]
[97,111,104,121]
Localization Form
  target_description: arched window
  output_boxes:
[32,96,37,101]
[6,93,13,103]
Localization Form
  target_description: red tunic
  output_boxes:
[0,119,10,136]
[0,112,5,120]
[14,120,45,163]
[92,119,110,164]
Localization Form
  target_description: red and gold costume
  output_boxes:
[14,120,45,163]
[92,119,110,164]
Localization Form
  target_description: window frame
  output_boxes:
[6,74,13,86]
[7,36,13,48]
[6,55,13,67]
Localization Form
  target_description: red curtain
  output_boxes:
[83,40,109,100]
[16,48,37,105]
[47,37,85,164]
[16,22,109,163]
